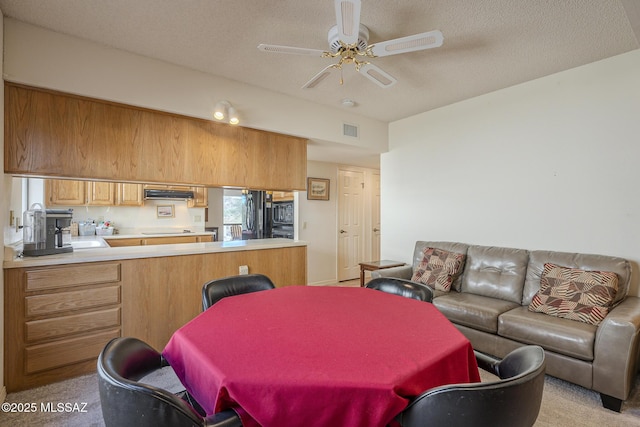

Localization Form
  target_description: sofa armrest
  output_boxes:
[592,296,640,400]
[370,265,413,280]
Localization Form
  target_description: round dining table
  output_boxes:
[163,285,480,427]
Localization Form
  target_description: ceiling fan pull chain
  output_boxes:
[340,67,344,85]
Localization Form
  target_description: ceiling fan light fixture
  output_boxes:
[258,0,444,90]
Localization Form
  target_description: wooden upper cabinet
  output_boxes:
[47,180,115,206]
[46,180,142,206]
[272,191,294,202]
[5,83,307,190]
[46,180,86,206]
[188,187,208,208]
[87,182,116,206]
[116,183,144,206]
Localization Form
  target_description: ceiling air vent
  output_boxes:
[343,123,359,138]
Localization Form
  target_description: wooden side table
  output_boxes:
[358,260,407,287]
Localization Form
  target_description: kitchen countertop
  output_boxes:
[102,230,214,239]
[3,235,306,269]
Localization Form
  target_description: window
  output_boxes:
[223,190,243,241]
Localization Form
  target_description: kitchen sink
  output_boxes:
[70,239,109,249]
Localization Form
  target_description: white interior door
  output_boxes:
[338,169,364,281]
[372,173,381,261]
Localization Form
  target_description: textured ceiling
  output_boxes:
[0,0,637,125]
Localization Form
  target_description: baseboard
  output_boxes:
[0,385,6,403]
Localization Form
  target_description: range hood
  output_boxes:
[143,189,195,200]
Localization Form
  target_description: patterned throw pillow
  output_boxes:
[528,263,618,326]
[411,247,466,292]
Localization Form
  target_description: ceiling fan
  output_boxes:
[257,0,444,89]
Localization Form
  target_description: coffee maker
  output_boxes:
[23,206,74,257]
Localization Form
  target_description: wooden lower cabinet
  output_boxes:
[4,262,122,392]
[102,238,143,247]
[104,235,213,247]
[4,245,307,392]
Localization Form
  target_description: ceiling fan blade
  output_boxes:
[369,30,444,57]
[258,44,326,57]
[302,65,339,89]
[335,0,361,45]
[358,63,397,88]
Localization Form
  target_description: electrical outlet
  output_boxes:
[239,265,249,275]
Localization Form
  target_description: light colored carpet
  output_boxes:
[1,368,639,426]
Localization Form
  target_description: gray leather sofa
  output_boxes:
[372,241,640,412]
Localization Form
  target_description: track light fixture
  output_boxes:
[213,100,240,125]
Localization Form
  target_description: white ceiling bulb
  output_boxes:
[213,101,227,120]
[228,106,239,125]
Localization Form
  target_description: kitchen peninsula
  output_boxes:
[3,82,310,393]
[3,237,307,392]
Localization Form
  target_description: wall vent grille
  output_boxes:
[343,123,359,138]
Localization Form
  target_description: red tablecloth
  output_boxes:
[163,286,479,427]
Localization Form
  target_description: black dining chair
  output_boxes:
[202,273,276,310]
[97,337,243,427]
[395,345,546,427]
[365,277,433,302]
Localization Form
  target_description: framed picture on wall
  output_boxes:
[157,205,175,218]
[307,177,330,201]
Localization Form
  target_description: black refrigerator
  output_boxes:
[241,191,273,239]
[271,200,294,239]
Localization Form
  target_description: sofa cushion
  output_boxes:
[522,250,631,306]
[460,245,529,304]
[411,247,466,292]
[499,306,596,361]
[412,242,470,292]
[528,263,618,326]
[434,293,520,333]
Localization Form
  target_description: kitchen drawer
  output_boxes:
[25,263,121,291]
[25,307,121,343]
[25,328,120,374]
[25,286,121,317]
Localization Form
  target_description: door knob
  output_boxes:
[373,228,380,232]
[340,229,347,234]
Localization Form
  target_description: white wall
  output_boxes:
[299,161,339,285]
[206,187,224,235]
[300,161,380,285]
[383,49,640,296]
[54,203,206,235]
[0,6,6,400]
